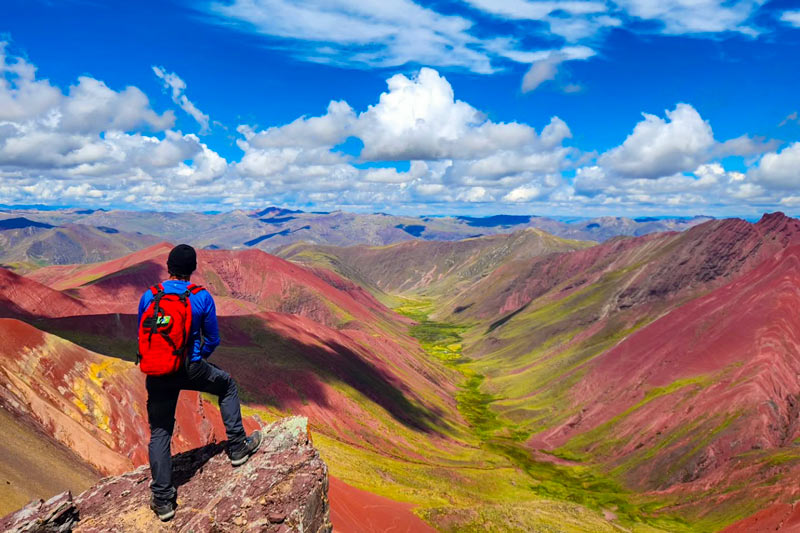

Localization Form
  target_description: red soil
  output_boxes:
[722,502,800,532]
[0,318,249,475]
[25,242,174,291]
[533,245,800,497]
[0,267,88,318]
[328,476,436,533]
[7,244,462,529]
[27,245,392,325]
[458,212,800,323]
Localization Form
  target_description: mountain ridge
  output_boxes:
[277,228,592,302]
[0,207,713,262]
[0,236,669,531]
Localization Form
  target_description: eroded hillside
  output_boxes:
[1,242,644,531]
[6,215,798,530]
[284,212,800,530]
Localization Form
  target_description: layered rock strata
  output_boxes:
[0,416,331,533]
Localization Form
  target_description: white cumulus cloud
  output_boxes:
[0,44,242,210]
[750,142,800,189]
[503,184,541,202]
[599,103,715,180]
[234,67,574,207]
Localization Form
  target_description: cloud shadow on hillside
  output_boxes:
[32,312,444,435]
[217,314,445,434]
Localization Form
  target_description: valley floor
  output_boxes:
[298,298,691,532]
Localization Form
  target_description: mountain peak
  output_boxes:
[757,211,791,226]
[755,211,800,241]
[0,417,332,533]
[251,207,305,218]
[0,217,55,230]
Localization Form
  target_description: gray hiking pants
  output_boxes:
[145,358,247,501]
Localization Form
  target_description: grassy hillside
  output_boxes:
[278,228,592,302]
[0,407,99,515]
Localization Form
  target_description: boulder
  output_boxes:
[0,417,331,533]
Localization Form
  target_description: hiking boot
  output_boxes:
[228,430,262,467]
[150,496,176,522]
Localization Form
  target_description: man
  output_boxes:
[138,244,261,521]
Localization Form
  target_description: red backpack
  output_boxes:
[137,283,205,376]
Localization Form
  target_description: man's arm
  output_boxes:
[137,292,150,332]
[136,291,150,361]
[199,294,220,358]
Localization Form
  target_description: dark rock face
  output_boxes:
[0,491,78,532]
[0,417,331,533]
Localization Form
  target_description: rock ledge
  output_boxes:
[0,416,331,533]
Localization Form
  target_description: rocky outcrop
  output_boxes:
[0,417,331,533]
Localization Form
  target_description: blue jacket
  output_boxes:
[138,280,220,362]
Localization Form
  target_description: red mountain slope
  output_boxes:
[434,214,800,527]
[328,476,436,533]
[451,213,800,323]
[722,502,800,532]
[25,242,174,291]
[542,247,800,491]
[5,245,476,531]
[28,245,392,325]
[0,318,247,475]
[0,267,88,318]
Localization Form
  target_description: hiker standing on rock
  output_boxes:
[137,244,262,521]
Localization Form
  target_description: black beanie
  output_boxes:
[167,244,197,276]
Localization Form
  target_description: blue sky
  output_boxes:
[2,0,800,216]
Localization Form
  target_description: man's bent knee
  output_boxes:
[208,364,236,394]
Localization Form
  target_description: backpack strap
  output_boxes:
[146,284,166,345]
[187,284,205,295]
[178,289,193,357]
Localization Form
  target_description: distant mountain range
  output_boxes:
[0,216,161,272]
[277,227,593,306]
[0,207,713,270]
